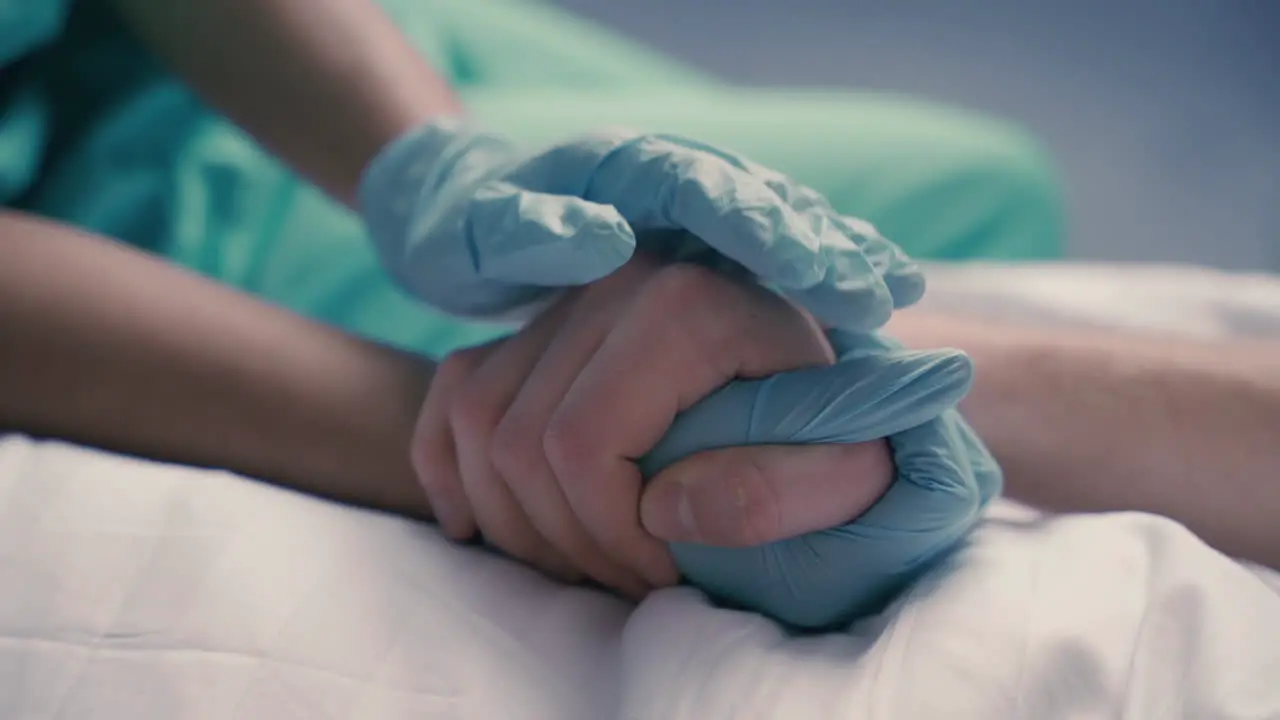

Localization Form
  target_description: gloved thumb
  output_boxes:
[640,344,973,478]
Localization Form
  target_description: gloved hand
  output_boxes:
[641,330,1002,631]
[359,119,924,330]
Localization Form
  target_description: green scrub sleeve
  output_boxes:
[14,0,1064,358]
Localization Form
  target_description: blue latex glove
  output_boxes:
[359,119,924,330]
[642,331,1002,631]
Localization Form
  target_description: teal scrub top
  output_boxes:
[0,0,70,204]
[0,0,1063,359]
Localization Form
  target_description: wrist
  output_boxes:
[313,344,436,519]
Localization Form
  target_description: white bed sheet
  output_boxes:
[3,262,1279,719]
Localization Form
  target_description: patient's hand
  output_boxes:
[411,255,894,599]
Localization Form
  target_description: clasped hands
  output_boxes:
[414,254,895,599]
[363,120,998,628]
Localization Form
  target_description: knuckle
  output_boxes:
[490,412,543,480]
[541,412,593,478]
[646,262,724,309]
[643,264,743,369]
[447,379,503,440]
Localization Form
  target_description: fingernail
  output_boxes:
[676,491,700,542]
[644,482,701,543]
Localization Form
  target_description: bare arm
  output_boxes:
[0,212,434,518]
[8,209,1274,567]
[106,0,462,206]
[0,215,885,568]
[888,309,1280,569]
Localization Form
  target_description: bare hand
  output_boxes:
[411,256,894,598]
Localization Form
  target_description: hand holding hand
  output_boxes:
[410,255,898,599]
[640,329,999,629]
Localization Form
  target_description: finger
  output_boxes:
[640,441,895,545]
[638,341,972,482]
[466,182,637,285]
[730,158,926,316]
[588,137,828,289]
[824,213,926,311]
[449,305,581,581]
[396,182,637,316]
[755,347,974,442]
[493,259,660,595]
[411,341,501,540]
[747,175,920,328]
[544,265,835,587]
[633,138,920,326]
[857,413,990,534]
[596,137,900,328]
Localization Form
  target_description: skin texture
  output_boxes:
[84,0,902,592]
[412,255,896,597]
[888,311,1280,569]
[18,0,1274,583]
[0,212,432,515]
[0,213,895,596]
[3,212,1277,589]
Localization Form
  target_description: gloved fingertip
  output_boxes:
[829,302,893,334]
[837,220,927,311]
[558,204,637,282]
[470,188,637,286]
[792,281,895,334]
[885,268,927,310]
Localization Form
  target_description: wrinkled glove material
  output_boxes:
[359,119,926,330]
[361,121,997,631]
[643,331,1001,630]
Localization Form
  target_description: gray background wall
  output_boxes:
[548,0,1278,270]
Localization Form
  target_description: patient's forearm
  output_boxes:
[889,310,1280,568]
[0,213,433,518]
[107,0,462,205]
